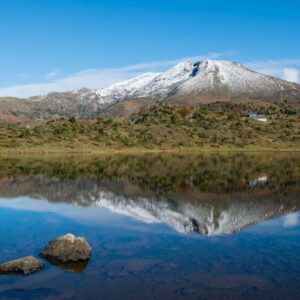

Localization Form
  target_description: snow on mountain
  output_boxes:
[6,59,297,123]
[90,59,300,104]
[96,72,160,103]
[133,61,195,98]
[36,59,300,109]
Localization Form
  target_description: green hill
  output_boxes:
[0,101,299,153]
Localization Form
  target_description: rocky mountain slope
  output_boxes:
[1,60,300,123]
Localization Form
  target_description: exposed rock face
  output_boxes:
[0,256,45,275]
[40,234,91,262]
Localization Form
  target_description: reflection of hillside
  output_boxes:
[0,153,299,234]
[0,176,102,207]
[0,153,299,195]
[0,174,299,235]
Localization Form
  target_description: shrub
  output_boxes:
[69,116,76,123]
[19,129,31,138]
[199,106,209,114]
[178,106,191,118]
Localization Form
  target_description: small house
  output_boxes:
[249,175,268,188]
[248,112,267,122]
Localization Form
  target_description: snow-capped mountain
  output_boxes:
[68,59,300,104]
[1,59,300,123]
[31,60,300,107]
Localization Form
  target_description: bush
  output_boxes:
[193,106,209,120]
[178,106,191,118]
[96,116,104,124]
[19,129,31,138]
[69,116,76,123]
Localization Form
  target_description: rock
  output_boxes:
[0,256,45,275]
[40,234,91,262]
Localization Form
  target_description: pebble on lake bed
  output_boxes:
[40,233,91,263]
[0,256,45,275]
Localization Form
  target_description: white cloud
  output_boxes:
[0,52,227,98]
[282,68,299,83]
[0,68,141,98]
[245,59,300,83]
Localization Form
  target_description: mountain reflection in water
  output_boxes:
[0,153,299,235]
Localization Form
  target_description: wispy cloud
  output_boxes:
[282,68,299,83]
[45,68,62,79]
[0,52,229,98]
[0,69,131,98]
[0,53,299,98]
[123,52,227,72]
[245,59,300,83]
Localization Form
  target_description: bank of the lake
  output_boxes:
[0,144,300,154]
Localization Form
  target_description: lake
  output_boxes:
[0,153,299,300]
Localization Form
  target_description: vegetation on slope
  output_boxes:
[0,101,299,152]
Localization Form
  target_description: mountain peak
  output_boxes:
[166,61,194,73]
[93,59,300,103]
[35,59,300,111]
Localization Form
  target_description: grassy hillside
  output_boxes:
[0,101,299,153]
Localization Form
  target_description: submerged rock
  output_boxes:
[0,256,45,275]
[45,257,89,273]
[40,234,91,262]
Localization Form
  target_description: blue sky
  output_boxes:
[0,0,299,97]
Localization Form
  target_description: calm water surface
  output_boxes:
[0,153,299,300]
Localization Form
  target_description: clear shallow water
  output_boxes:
[0,153,299,300]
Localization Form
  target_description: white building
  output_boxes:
[248,112,267,122]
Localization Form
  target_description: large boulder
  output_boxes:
[0,256,45,275]
[40,234,91,263]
